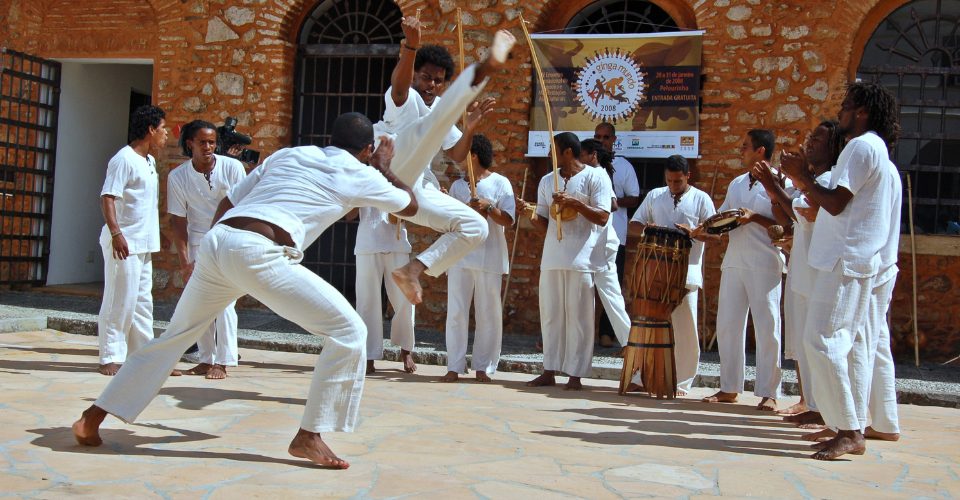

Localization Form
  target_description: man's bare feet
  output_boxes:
[624,382,644,393]
[526,372,556,387]
[72,405,108,446]
[366,360,376,375]
[777,401,807,416]
[205,364,227,380]
[475,372,491,383]
[798,422,828,430]
[185,363,212,376]
[756,397,777,411]
[701,391,738,403]
[391,261,425,305]
[97,363,121,376]
[400,349,417,373]
[785,410,824,426]
[811,431,866,460]
[439,371,459,382]
[865,426,900,441]
[564,377,582,391]
[288,428,349,469]
[802,428,837,442]
[474,30,516,83]
[677,388,688,397]
[170,369,182,377]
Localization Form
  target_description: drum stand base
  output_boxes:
[619,317,678,399]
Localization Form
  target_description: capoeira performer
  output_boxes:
[752,121,843,425]
[97,105,172,376]
[168,120,247,380]
[702,129,787,410]
[628,154,717,396]
[780,82,902,460]
[579,139,631,347]
[526,133,611,391]
[441,134,516,383]
[73,112,417,469]
[593,122,640,347]
[377,17,517,307]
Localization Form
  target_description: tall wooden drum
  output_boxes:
[619,226,692,398]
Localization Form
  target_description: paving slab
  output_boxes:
[1,330,958,498]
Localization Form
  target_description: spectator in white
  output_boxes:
[593,122,640,347]
[167,120,247,380]
[441,134,515,383]
[96,105,170,376]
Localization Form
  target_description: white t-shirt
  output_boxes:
[449,172,516,274]
[100,145,160,254]
[632,185,716,289]
[719,172,789,273]
[354,207,411,255]
[807,132,901,279]
[594,168,619,264]
[537,167,611,271]
[611,156,640,245]
[789,170,833,296]
[224,146,411,250]
[167,154,247,247]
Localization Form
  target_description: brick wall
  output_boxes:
[0,0,956,362]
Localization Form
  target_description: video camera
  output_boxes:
[215,117,260,165]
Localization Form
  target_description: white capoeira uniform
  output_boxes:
[373,65,490,277]
[592,170,630,345]
[537,167,610,378]
[784,170,832,411]
[355,207,415,361]
[94,146,412,432]
[598,156,640,338]
[445,173,515,375]
[167,154,246,367]
[98,145,161,365]
[610,156,641,255]
[803,131,900,432]
[631,185,716,392]
[716,172,789,398]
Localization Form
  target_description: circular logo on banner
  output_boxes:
[574,49,645,122]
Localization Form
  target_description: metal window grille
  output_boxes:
[857,0,960,235]
[293,0,403,302]
[0,48,61,286]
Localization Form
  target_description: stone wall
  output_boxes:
[0,0,956,361]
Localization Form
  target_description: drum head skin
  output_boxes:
[703,209,743,235]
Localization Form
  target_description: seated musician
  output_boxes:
[627,155,717,396]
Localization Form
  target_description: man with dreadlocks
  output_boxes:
[780,82,902,460]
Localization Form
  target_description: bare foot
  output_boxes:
[205,364,227,380]
[475,372,491,383]
[677,388,688,397]
[170,369,182,377]
[798,423,828,430]
[802,428,837,442]
[624,383,644,393]
[811,431,866,460]
[702,391,738,403]
[785,410,824,426]
[185,363,212,376]
[777,401,807,416]
[366,360,376,375]
[865,426,900,441]
[474,30,516,83]
[526,372,556,387]
[756,397,777,411]
[97,363,121,376]
[288,428,349,469]
[391,262,424,305]
[564,377,582,391]
[400,349,417,373]
[439,371,459,382]
[72,405,107,446]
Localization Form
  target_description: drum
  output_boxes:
[619,226,692,398]
[702,209,744,235]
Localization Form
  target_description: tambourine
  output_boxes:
[702,208,744,235]
[550,203,578,222]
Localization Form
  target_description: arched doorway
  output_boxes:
[293,0,403,301]
[857,0,960,234]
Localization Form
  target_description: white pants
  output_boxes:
[356,252,415,360]
[445,267,503,375]
[868,277,899,434]
[715,267,783,398]
[391,64,489,277]
[189,244,239,366]
[672,290,700,392]
[98,239,153,365]
[540,270,595,378]
[595,262,630,345]
[784,285,818,410]
[97,225,367,433]
[803,266,874,432]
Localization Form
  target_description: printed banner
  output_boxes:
[526,31,703,159]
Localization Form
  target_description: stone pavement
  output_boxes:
[1,329,959,498]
